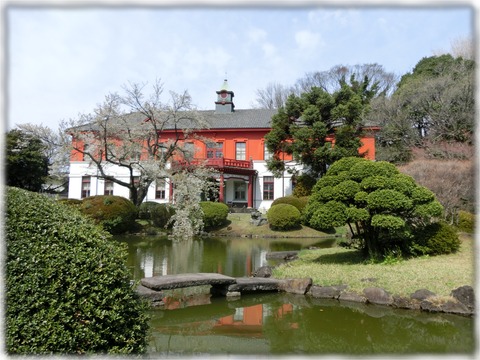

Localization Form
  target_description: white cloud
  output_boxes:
[247,27,268,43]
[295,30,323,51]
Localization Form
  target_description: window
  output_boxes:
[206,142,223,158]
[263,176,274,200]
[82,143,89,161]
[264,142,272,161]
[104,180,114,196]
[235,142,246,160]
[131,150,141,161]
[133,176,140,187]
[234,181,246,200]
[81,176,91,198]
[184,142,195,160]
[156,179,166,199]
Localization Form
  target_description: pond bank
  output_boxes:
[137,268,474,317]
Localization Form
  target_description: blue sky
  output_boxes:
[5,1,475,131]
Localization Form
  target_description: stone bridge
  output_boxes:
[137,272,312,306]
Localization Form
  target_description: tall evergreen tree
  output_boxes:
[6,129,49,192]
[265,75,378,178]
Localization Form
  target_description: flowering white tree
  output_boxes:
[66,80,211,207]
[168,166,218,241]
[22,80,219,239]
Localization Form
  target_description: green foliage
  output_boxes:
[292,173,316,197]
[200,201,229,230]
[57,198,83,207]
[79,195,138,235]
[413,222,461,256]
[308,201,347,230]
[272,196,307,213]
[267,204,302,231]
[375,54,475,163]
[138,201,174,228]
[6,129,49,192]
[305,157,444,258]
[458,211,474,232]
[265,77,378,178]
[5,187,149,354]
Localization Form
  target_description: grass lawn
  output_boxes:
[272,233,475,298]
[210,213,344,238]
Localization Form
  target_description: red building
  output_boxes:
[68,80,378,211]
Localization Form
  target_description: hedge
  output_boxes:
[271,195,307,213]
[412,221,461,256]
[79,195,138,234]
[200,201,229,230]
[138,201,175,228]
[5,187,149,354]
[267,203,301,231]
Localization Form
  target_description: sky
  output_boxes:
[3,0,476,132]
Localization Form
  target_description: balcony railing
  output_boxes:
[173,157,253,170]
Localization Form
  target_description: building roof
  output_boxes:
[199,109,276,129]
[69,108,277,133]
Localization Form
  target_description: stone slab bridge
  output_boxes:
[137,273,312,306]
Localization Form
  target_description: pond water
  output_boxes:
[114,235,476,356]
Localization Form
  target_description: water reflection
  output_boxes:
[148,293,474,355]
[115,235,475,356]
[114,235,335,280]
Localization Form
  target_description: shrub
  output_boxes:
[413,221,461,256]
[267,203,301,231]
[200,201,229,230]
[305,157,444,259]
[272,196,306,213]
[458,210,475,233]
[5,187,149,354]
[79,195,138,234]
[138,201,174,228]
[57,198,83,207]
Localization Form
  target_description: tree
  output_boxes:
[252,81,294,109]
[6,129,49,192]
[303,157,443,259]
[399,158,474,225]
[65,80,211,207]
[253,63,397,110]
[374,54,475,163]
[294,63,397,97]
[16,123,71,194]
[168,166,219,241]
[265,75,378,179]
[432,35,475,61]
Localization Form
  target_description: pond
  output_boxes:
[114,235,476,356]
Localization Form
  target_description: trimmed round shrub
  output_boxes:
[267,203,301,231]
[5,187,149,354]
[272,195,306,213]
[138,202,175,228]
[80,195,138,235]
[414,221,461,255]
[200,201,229,230]
[458,210,474,233]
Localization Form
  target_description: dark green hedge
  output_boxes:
[267,203,301,231]
[412,221,461,256]
[138,201,175,228]
[79,195,138,234]
[200,201,229,230]
[6,187,149,354]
